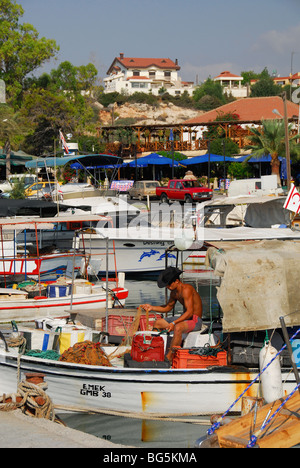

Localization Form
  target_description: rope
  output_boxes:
[0,379,57,422]
[207,326,300,436]
[247,380,300,448]
[188,342,222,357]
[53,403,212,424]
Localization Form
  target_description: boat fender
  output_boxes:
[259,342,284,404]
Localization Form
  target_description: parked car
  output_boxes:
[128,180,160,200]
[25,181,60,198]
[156,179,213,203]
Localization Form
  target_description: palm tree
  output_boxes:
[246,119,300,185]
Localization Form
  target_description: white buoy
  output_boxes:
[259,342,284,403]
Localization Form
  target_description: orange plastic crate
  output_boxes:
[172,349,227,369]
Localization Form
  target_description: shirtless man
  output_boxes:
[141,267,203,362]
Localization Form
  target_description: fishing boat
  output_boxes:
[0,276,128,323]
[0,215,129,322]
[18,205,195,275]
[0,240,299,416]
[0,215,104,282]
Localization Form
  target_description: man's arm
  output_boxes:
[141,293,176,314]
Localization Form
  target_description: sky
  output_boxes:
[20,0,300,84]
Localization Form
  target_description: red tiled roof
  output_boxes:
[214,71,242,79]
[107,56,180,74]
[183,96,300,125]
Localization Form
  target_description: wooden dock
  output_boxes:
[212,391,300,448]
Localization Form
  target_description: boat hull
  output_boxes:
[0,253,83,281]
[79,236,191,274]
[0,350,297,416]
[0,288,128,322]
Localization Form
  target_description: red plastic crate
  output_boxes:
[139,313,162,331]
[172,349,227,369]
[102,314,135,336]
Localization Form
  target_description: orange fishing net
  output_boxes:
[59,341,112,366]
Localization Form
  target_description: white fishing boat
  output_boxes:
[0,251,84,282]
[17,206,195,275]
[0,215,129,322]
[0,328,297,417]
[0,240,299,416]
[0,277,128,323]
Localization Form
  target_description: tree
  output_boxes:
[0,103,24,177]
[241,70,259,86]
[193,78,226,110]
[250,68,282,97]
[20,89,76,155]
[50,61,78,94]
[0,0,59,106]
[76,63,98,95]
[210,138,239,156]
[227,161,254,179]
[246,119,300,183]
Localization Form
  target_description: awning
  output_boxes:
[0,150,35,166]
[179,154,237,165]
[0,214,106,230]
[235,154,283,163]
[25,154,123,169]
[206,240,300,332]
[126,153,183,167]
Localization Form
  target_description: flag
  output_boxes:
[283,183,300,214]
[59,129,69,154]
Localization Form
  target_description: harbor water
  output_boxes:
[56,273,219,448]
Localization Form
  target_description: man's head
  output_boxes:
[157,267,183,289]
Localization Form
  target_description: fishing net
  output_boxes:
[59,340,112,366]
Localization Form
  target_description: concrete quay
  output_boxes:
[0,409,132,448]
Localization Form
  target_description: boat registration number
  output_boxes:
[80,384,111,398]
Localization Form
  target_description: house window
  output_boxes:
[132,82,148,89]
[164,71,171,78]
[149,71,156,78]
[133,70,140,76]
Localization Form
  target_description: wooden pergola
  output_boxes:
[97,119,281,157]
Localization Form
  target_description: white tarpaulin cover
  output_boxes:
[206,239,300,332]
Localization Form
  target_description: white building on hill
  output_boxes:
[214,71,248,98]
[104,53,194,96]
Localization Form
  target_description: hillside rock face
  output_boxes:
[99,102,202,126]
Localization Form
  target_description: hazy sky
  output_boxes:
[20,0,300,84]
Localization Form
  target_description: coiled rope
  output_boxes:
[0,379,57,422]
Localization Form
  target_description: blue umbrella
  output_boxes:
[127,153,182,167]
[234,154,283,163]
[179,154,237,165]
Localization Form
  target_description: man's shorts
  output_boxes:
[165,314,203,333]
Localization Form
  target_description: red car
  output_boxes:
[156,179,213,203]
